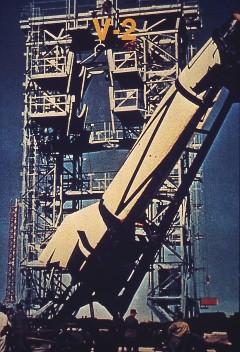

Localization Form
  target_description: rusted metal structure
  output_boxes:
[4,200,19,306]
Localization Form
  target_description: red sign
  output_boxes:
[200,297,218,306]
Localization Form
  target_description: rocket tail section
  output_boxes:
[39,202,107,270]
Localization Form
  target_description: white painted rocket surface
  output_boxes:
[39,15,239,275]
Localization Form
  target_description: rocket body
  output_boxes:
[39,39,221,269]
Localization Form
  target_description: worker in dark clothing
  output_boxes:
[12,304,28,352]
[124,309,139,352]
[102,0,112,16]
[112,313,125,351]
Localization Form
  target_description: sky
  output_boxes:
[0,0,239,318]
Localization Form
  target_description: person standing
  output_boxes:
[0,305,11,352]
[12,304,28,352]
[102,0,112,16]
[124,309,139,352]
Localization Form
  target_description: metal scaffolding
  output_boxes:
[18,0,207,320]
[4,200,19,306]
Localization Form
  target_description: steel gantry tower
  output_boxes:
[3,200,19,307]
[19,0,205,320]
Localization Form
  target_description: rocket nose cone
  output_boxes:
[233,13,240,21]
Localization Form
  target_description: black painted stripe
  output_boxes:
[175,79,203,106]
[77,230,94,253]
